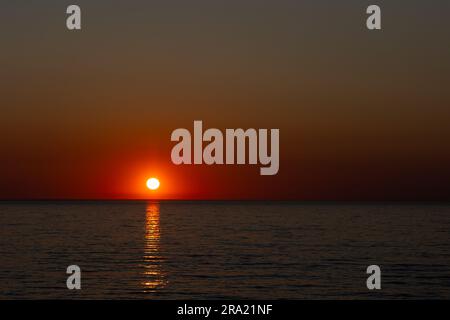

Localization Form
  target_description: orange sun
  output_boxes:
[146,178,160,190]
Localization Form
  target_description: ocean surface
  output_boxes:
[0,201,449,299]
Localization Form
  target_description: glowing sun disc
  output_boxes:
[146,178,160,190]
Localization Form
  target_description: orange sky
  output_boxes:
[1,1,449,200]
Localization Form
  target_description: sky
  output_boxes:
[1,0,449,200]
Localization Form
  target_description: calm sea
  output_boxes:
[0,201,449,299]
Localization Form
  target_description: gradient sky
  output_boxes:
[1,0,449,200]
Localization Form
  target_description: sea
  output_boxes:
[0,201,449,299]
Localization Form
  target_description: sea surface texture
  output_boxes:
[0,201,449,299]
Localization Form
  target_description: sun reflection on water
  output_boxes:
[142,201,166,291]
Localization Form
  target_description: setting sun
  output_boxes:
[146,178,160,190]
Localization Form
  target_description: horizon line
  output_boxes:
[0,199,449,204]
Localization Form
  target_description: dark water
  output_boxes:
[0,201,449,299]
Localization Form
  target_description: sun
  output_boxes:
[146,178,160,190]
